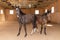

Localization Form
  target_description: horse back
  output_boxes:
[21,14,34,24]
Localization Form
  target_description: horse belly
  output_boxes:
[24,15,33,24]
[25,18,32,24]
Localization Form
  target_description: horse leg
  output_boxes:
[34,23,38,32]
[40,24,43,34]
[24,24,27,37]
[31,21,38,34]
[17,23,22,36]
[33,15,38,31]
[44,24,47,35]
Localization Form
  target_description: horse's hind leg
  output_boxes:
[17,23,22,36]
[31,21,38,34]
[24,24,27,37]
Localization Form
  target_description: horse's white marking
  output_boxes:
[46,24,53,26]
[31,29,34,34]
[16,8,18,11]
[34,28,37,33]
[16,8,20,18]
[31,28,38,34]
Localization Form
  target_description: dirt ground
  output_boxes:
[0,21,60,40]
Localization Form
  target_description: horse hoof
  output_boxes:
[44,30,47,35]
[31,30,34,35]
[44,32,47,35]
[17,33,20,36]
[24,34,27,37]
[40,31,42,34]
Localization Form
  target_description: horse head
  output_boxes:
[15,6,26,18]
[47,9,51,13]
[15,6,21,17]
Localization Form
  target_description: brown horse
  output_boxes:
[36,10,51,35]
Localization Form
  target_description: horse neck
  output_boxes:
[19,8,25,15]
[42,11,50,16]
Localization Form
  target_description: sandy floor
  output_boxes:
[0,21,60,40]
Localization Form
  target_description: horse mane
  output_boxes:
[18,7,26,15]
[42,10,51,16]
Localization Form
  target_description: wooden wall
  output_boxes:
[0,6,5,22]
[4,9,17,21]
[0,0,60,23]
[49,0,60,24]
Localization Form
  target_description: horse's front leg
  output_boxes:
[24,24,27,37]
[44,24,47,35]
[17,23,22,36]
[40,24,43,34]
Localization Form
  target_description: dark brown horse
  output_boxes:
[36,10,51,35]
